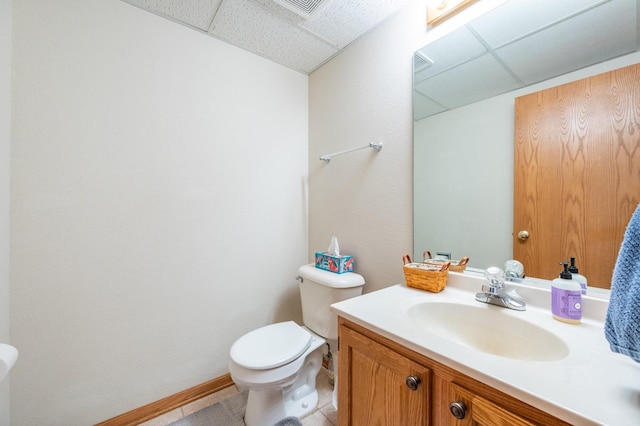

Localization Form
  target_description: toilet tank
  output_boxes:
[298,264,365,340]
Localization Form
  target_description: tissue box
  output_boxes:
[315,252,354,274]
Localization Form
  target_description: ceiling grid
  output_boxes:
[122,0,408,74]
[413,0,640,119]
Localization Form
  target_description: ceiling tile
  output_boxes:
[123,0,222,30]
[470,0,605,48]
[413,0,639,119]
[250,0,307,22]
[209,0,338,73]
[413,91,447,121]
[414,26,487,81]
[496,0,637,85]
[299,0,407,49]
[415,54,522,109]
[122,0,408,74]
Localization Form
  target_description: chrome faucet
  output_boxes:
[475,266,526,311]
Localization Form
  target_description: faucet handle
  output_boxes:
[477,266,526,311]
[504,259,524,279]
[484,266,506,288]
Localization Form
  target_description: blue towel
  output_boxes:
[605,204,640,362]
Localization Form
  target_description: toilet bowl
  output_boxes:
[228,265,365,426]
[229,321,325,426]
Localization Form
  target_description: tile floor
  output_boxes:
[139,369,337,426]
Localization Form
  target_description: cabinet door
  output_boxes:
[338,325,431,426]
[446,383,535,426]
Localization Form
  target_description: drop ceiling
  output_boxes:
[122,0,409,74]
[413,0,640,120]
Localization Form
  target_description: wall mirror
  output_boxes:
[413,0,640,289]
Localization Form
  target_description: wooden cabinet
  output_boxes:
[338,321,431,425]
[338,317,569,426]
[447,383,535,426]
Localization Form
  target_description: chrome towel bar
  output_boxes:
[319,142,383,163]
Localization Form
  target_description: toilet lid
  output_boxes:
[230,321,312,370]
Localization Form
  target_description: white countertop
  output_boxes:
[330,272,640,426]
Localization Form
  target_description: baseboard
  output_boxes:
[95,373,235,426]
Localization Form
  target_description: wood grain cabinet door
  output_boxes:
[338,325,431,426]
[514,63,640,287]
[445,383,535,426]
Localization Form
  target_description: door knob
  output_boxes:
[517,230,530,241]
[449,401,467,419]
[405,375,420,391]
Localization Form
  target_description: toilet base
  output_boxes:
[244,386,319,426]
[284,387,318,418]
[242,342,323,426]
[244,388,285,426]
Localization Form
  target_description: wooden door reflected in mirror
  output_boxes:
[513,63,640,288]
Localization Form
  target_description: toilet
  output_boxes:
[228,264,365,426]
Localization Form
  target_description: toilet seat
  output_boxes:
[230,321,312,370]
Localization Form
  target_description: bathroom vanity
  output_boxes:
[337,317,564,425]
[331,273,640,425]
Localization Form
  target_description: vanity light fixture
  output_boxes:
[427,0,478,26]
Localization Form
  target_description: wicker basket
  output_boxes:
[402,254,450,293]
[422,251,469,273]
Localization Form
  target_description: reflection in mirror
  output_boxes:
[414,0,638,119]
[413,0,640,289]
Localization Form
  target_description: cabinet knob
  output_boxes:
[449,401,467,419]
[405,375,421,391]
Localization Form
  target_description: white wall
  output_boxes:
[10,0,308,424]
[308,1,432,293]
[414,95,514,270]
[0,0,11,423]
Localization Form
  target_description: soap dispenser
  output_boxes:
[551,262,582,324]
[568,256,587,295]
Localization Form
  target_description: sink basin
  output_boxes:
[407,301,569,362]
